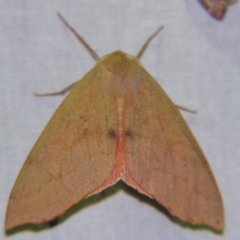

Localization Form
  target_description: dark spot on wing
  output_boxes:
[125,130,133,139]
[108,129,117,139]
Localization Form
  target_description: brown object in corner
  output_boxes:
[200,0,237,19]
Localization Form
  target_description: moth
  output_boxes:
[5,13,224,231]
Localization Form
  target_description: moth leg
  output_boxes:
[175,104,197,114]
[35,13,100,97]
[34,81,77,96]
[136,26,197,114]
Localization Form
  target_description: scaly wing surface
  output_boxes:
[6,66,118,229]
[124,65,224,230]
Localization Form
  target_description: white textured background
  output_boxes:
[1,0,240,239]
